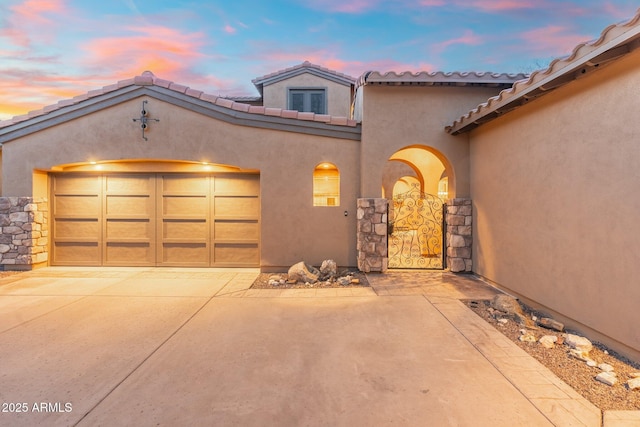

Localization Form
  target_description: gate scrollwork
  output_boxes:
[388,184,444,269]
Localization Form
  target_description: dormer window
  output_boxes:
[289,88,326,114]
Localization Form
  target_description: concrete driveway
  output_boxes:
[0,268,603,426]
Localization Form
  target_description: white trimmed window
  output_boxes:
[313,163,340,206]
[289,89,326,114]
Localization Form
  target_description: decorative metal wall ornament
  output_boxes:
[132,100,159,141]
[388,183,444,269]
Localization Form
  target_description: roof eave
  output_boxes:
[447,15,640,135]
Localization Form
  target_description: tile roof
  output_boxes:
[446,8,640,135]
[252,61,356,95]
[0,71,358,131]
[358,71,527,88]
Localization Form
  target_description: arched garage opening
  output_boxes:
[383,146,453,269]
[48,160,260,267]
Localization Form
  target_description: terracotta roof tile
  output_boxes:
[154,78,172,89]
[297,112,315,121]
[168,82,188,93]
[264,107,282,116]
[185,88,203,98]
[214,97,234,108]
[117,78,135,88]
[199,93,218,103]
[0,70,359,129]
[248,106,265,114]
[231,102,250,112]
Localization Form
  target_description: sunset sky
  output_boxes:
[1,0,638,121]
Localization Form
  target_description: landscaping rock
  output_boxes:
[490,294,535,327]
[565,334,593,358]
[537,317,565,332]
[288,262,319,283]
[519,331,537,342]
[319,259,337,280]
[598,363,615,373]
[628,378,640,390]
[595,372,617,386]
[539,335,558,349]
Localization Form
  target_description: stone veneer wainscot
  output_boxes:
[356,198,388,273]
[446,198,472,273]
[0,197,48,269]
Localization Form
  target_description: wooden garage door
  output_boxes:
[51,173,259,267]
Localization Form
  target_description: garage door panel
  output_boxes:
[214,243,259,266]
[161,243,209,265]
[103,174,155,266]
[214,197,259,217]
[162,175,209,193]
[105,175,153,193]
[106,219,152,240]
[52,242,101,265]
[53,173,259,267]
[105,242,154,265]
[162,220,207,240]
[53,219,100,240]
[54,196,100,217]
[162,196,208,217]
[53,175,101,194]
[214,176,260,195]
[105,195,152,217]
[214,220,259,241]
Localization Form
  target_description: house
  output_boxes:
[1,10,640,360]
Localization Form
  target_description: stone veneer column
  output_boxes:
[446,198,472,273]
[356,198,388,273]
[0,197,49,269]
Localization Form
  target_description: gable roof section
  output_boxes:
[252,61,356,96]
[357,71,527,89]
[0,71,360,144]
[446,9,640,135]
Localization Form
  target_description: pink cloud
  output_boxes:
[80,26,207,79]
[297,0,383,13]
[433,30,484,53]
[519,26,592,56]
[1,0,68,48]
[464,0,536,11]
[223,24,237,34]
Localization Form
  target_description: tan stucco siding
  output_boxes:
[360,85,505,198]
[470,49,640,357]
[2,97,360,269]
[262,73,352,117]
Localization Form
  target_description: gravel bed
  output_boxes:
[251,271,370,289]
[466,299,640,411]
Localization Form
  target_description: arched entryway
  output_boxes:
[383,146,453,269]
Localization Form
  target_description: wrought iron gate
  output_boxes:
[388,185,444,269]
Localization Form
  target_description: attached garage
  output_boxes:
[50,173,260,267]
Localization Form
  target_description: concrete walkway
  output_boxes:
[0,267,633,426]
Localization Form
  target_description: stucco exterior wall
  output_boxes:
[2,97,360,270]
[359,85,505,199]
[262,73,352,117]
[469,49,640,359]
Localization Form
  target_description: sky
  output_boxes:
[1,0,638,121]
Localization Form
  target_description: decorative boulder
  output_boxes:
[564,334,593,355]
[319,259,337,280]
[288,262,319,283]
[490,294,534,327]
